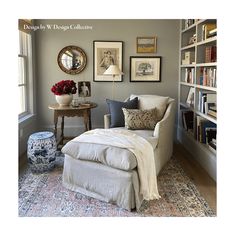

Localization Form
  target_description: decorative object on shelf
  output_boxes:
[130,56,161,82]
[27,131,57,173]
[51,80,77,106]
[136,36,157,53]
[104,65,124,99]
[182,51,195,65]
[188,34,196,45]
[57,45,87,75]
[78,81,91,103]
[186,87,195,107]
[93,41,123,82]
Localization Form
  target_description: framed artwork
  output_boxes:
[130,56,162,82]
[93,41,123,82]
[78,81,91,97]
[136,36,157,53]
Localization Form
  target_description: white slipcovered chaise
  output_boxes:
[62,94,175,211]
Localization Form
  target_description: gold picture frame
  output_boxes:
[136,36,157,53]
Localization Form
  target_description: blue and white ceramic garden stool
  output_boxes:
[27,131,57,173]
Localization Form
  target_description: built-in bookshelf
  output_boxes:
[178,19,217,181]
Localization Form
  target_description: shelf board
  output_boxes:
[195,110,217,124]
[180,102,194,111]
[181,44,196,50]
[196,62,217,67]
[180,64,196,68]
[181,23,196,33]
[180,82,194,87]
[197,36,217,46]
[195,84,217,91]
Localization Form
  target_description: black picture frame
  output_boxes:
[93,41,123,82]
[130,56,162,82]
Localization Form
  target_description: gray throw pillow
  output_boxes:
[106,97,138,128]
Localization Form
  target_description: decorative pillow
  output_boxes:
[106,97,138,128]
[122,107,159,130]
[130,94,169,121]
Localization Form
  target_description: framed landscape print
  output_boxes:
[130,56,161,82]
[136,36,157,53]
[93,41,123,82]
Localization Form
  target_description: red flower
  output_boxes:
[51,80,77,95]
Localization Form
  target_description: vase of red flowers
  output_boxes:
[51,80,77,106]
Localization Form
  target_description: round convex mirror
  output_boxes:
[57,45,87,75]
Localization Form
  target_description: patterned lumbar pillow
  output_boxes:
[122,107,159,130]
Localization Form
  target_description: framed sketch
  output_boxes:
[136,36,157,53]
[78,81,91,97]
[130,56,161,82]
[93,41,123,82]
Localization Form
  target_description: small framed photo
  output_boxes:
[93,41,123,82]
[130,56,161,82]
[136,36,157,53]
[78,81,91,97]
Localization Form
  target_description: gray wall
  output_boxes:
[35,19,179,135]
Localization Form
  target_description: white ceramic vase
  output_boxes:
[55,94,73,106]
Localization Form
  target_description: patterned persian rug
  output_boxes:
[18,154,216,217]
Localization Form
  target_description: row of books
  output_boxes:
[198,67,217,87]
[207,104,217,118]
[184,19,195,29]
[198,90,216,114]
[201,23,217,41]
[196,116,217,144]
[181,110,194,131]
[181,111,217,151]
[183,68,195,84]
[205,46,217,63]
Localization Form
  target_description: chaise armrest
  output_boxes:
[153,99,175,138]
[104,114,111,129]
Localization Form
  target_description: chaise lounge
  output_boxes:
[62,94,175,211]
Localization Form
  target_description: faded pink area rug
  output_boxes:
[18,155,215,217]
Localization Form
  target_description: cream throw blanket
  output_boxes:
[72,129,161,200]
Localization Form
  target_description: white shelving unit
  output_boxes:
[178,19,217,181]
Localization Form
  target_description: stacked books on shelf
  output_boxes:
[182,51,195,65]
[205,46,217,63]
[198,90,216,115]
[196,116,217,145]
[184,19,195,29]
[184,68,195,83]
[198,67,217,87]
[207,104,217,118]
[201,23,217,41]
[181,109,194,132]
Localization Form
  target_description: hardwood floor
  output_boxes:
[173,142,217,213]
